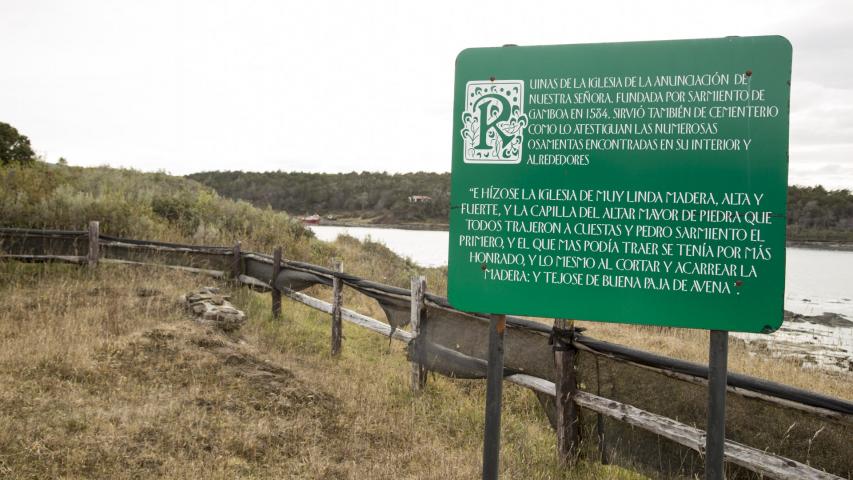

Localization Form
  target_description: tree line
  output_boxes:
[187,171,450,224]
[2,120,851,241]
[787,185,853,241]
[189,170,853,241]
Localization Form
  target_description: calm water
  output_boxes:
[310,226,450,268]
[310,225,853,371]
[784,247,853,319]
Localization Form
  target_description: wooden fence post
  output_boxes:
[271,246,282,319]
[87,221,99,268]
[553,318,580,465]
[594,357,609,465]
[331,261,343,356]
[231,241,242,280]
[410,275,428,391]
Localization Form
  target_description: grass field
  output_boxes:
[0,260,647,479]
[3,238,851,478]
[572,321,853,401]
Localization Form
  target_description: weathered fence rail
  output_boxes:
[1,226,851,480]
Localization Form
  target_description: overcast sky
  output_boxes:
[1,1,851,188]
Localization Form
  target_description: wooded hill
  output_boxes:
[187,171,450,225]
[188,171,853,241]
[787,185,853,242]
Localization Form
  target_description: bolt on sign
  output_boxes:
[448,36,792,333]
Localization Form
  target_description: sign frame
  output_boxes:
[448,36,793,334]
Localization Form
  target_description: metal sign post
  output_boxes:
[482,314,506,480]
[705,330,729,480]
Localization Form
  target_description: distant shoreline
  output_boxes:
[787,241,853,252]
[316,221,450,232]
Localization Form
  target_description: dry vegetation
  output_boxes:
[331,233,853,402]
[2,234,850,478]
[571,321,853,401]
[0,259,645,479]
[2,163,849,478]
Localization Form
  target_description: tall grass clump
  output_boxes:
[0,162,316,258]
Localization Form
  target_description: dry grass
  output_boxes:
[0,262,337,478]
[0,260,644,479]
[328,231,853,402]
[572,321,853,401]
[5,233,847,479]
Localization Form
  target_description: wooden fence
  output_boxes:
[1,224,850,480]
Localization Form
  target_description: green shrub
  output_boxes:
[0,162,316,256]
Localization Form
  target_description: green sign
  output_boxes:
[447,36,792,333]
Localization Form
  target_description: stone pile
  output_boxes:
[183,287,246,332]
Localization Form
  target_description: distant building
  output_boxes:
[299,214,321,224]
[408,195,433,203]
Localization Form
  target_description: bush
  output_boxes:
[0,162,317,258]
[0,122,35,166]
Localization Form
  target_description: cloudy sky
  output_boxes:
[1,0,851,188]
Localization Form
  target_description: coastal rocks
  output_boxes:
[182,287,246,332]
[733,310,853,373]
[784,310,853,328]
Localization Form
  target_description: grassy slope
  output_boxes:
[0,162,314,256]
[0,261,644,479]
[2,163,850,478]
[0,163,643,478]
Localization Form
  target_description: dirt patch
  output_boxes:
[103,322,339,416]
